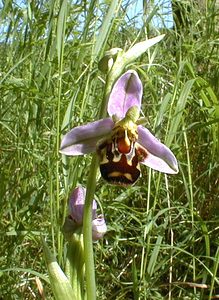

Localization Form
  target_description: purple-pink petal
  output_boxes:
[92,216,107,241]
[60,118,114,155]
[141,152,177,174]
[107,70,142,119]
[138,125,178,174]
[69,186,97,225]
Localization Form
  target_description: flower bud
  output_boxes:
[98,48,122,73]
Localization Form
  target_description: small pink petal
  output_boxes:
[108,70,142,118]
[138,125,178,174]
[69,186,97,225]
[60,118,114,155]
[92,216,107,241]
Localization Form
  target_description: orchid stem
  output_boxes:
[83,63,124,300]
[83,155,99,300]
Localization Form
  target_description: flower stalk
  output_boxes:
[82,156,99,300]
[81,49,123,299]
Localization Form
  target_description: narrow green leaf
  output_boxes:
[1,267,49,284]
[209,246,219,299]
[147,235,163,276]
[123,34,165,65]
[155,92,172,129]
[42,239,76,300]
[57,0,68,65]
[132,256,139,300]
[0,53,32,85]
[93,0,122,59]
[166,79,196,147]
[45,0,56,60]
[61,88,80,131]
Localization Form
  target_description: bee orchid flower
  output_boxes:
[60,70,178,185]
[63,186,107,241]
[69,186,97,225]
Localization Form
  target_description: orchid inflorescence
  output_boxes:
[45,37,177,300]
[60,70,178,186]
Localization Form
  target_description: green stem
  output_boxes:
[82,58,125,300]
[83,156,99,300]
[82,74,114,299]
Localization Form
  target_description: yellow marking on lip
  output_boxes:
[108,171,123,178]
[98,148,109,164]
[112,153,122,163]
[108,171,133,182]
[124,173,133,181]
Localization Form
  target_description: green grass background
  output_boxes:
[0,0,219,299]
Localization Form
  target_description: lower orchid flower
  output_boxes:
[60,70,178,186]
[63,186,107,241]
[69,186,97,225]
